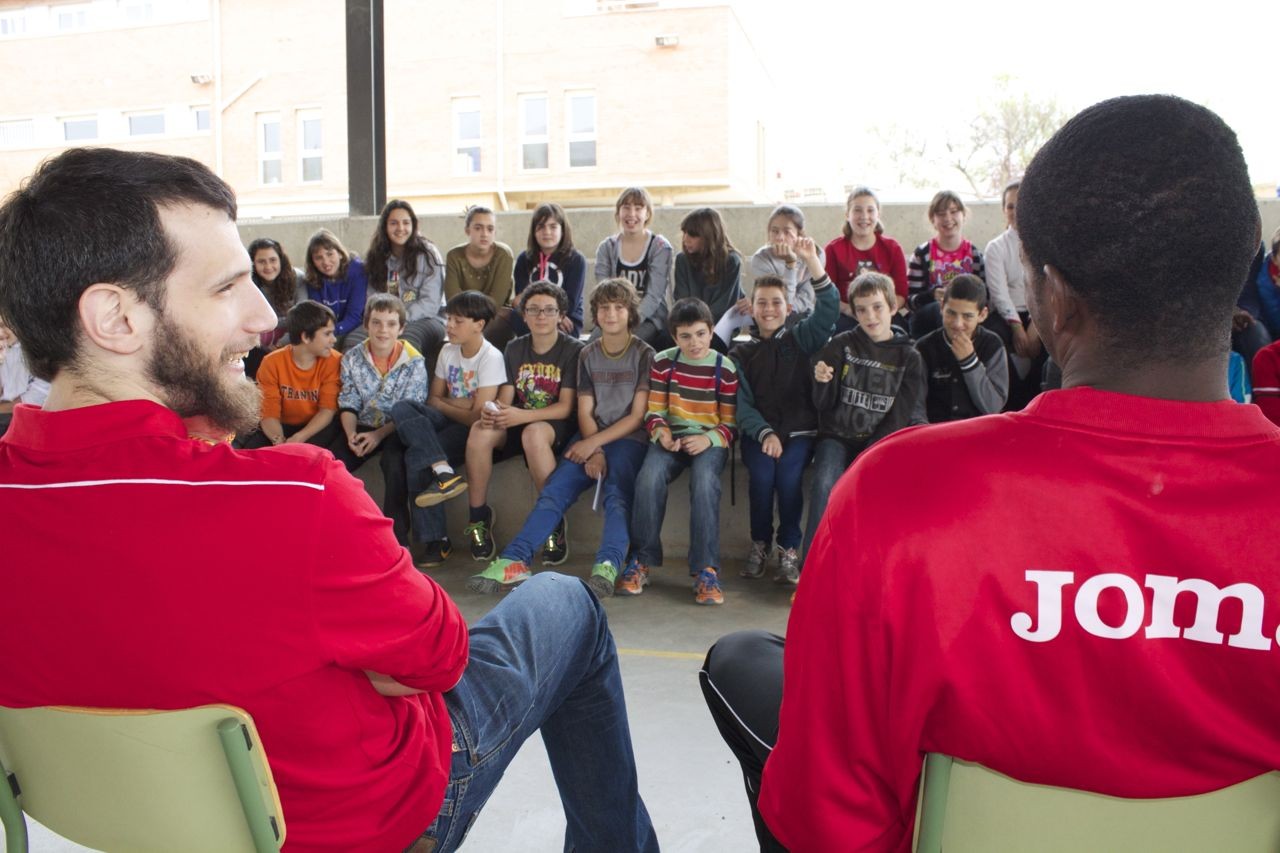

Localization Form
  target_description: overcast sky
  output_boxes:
[729,0,1275,198]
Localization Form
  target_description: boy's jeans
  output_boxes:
[501,437,647,569]
[740,435,815,551]
[416,573,659,852]
[630,443,728,574]
[391,400,470,543]
[802,437,857,559]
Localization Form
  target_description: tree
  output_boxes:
[945,77,1070,198]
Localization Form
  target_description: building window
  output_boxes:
[56,4,91,32]
[566,91,596,168]
[520,94,549,171]
[61,116,98,141]
[452,97,482,175]
[298,110,322,183]
[128,112,165,136]
[257,112,282,185]
[192,106,210,132]
[0,10,28,36]
[0,119,33,147]
[120,0,155,23]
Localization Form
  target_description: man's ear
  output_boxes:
[1041,265,1086,337]
[78,284,152,357]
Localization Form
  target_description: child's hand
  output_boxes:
[933,287,946,303]
[679,433,712,455]
[734,295,752,315]
[559,315,575,334]
[794,237,817,263]
[584,450,607,480]
[947,329,976,361]
[814,360,835,383]
[565,438,598,463]
[773,241,796,263]
[656,428,680,452]
[762,434,783,458]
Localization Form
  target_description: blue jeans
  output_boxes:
[802,438,857,558]
[630,443,727,574]
[419,573,659,852]
[501,438,647,568]
[391,400,470,543]
[740,435,814,550]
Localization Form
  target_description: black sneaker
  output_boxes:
[414,471,468,508]
[416,538,452,570]
[465,512,496,561]
[541,517,568,566]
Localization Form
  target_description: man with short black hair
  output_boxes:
[0,147,657,853]
[702,95,1278,852]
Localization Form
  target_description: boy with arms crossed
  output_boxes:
[464,281,584,563]
[730,237,839,583]
[243,300,341,449]
[625,298,738,605]
[392,291,504,568]
[470,279,653,598]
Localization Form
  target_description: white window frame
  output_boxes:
[565,90,597,169]
[126,110,166,137]
[0,119,34,147]
[518,93,550,172]
[54,2,93,33]
[451,97,482,176]
[191,105,210,133]
[119,0,155,24]
[296,108,323,184]
[0,9,29,37]
[256,112,282,186]
[60,115,98,142]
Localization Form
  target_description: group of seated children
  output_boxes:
[241,184,1025,604]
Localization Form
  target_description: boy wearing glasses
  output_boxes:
[463,282,585,562]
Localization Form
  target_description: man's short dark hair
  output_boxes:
[669,297,714,335]
[287,300,336,342]
[943,274,988,310]
[445,291,497,328]
[1018,95,1259,366]
[520,281,569,315]
[0,148,236,380]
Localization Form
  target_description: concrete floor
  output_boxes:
[8,549,792,852]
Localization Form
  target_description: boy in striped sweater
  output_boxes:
[623,298,738,605]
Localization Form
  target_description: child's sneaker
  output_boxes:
[542,517,569,566]
[694,567,725,606]
[465,513,496,561]
[741,540,770,579]
[774,548,801,585]
[415,537,452,570]
[414,470,468,508]
[615,558,649,596]
[467,557,531,595]
[587,560,617,599]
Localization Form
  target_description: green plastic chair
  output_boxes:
[914,753,1280,852]
[0,704,285,853]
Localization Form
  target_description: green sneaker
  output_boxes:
[587,560,618,600]
[467,558,532,595]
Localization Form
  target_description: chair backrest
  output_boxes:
[0,704,285,853]
[914,753,1280,853]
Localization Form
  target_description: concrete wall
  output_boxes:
[240,199,1280,291]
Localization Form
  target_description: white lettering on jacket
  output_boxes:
[1011,570,1273,650]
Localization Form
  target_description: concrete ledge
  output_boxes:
[355,449,762,562]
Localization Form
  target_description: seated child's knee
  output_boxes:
[521,421,554,452]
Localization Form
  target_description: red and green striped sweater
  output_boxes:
[644,347,738,448]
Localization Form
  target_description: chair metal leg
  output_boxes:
[0,760,29,853]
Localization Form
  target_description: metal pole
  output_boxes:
[345,0,385,216]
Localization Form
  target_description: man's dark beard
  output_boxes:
[146,312,261,436]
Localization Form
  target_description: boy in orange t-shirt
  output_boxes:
[242,300,342,449]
